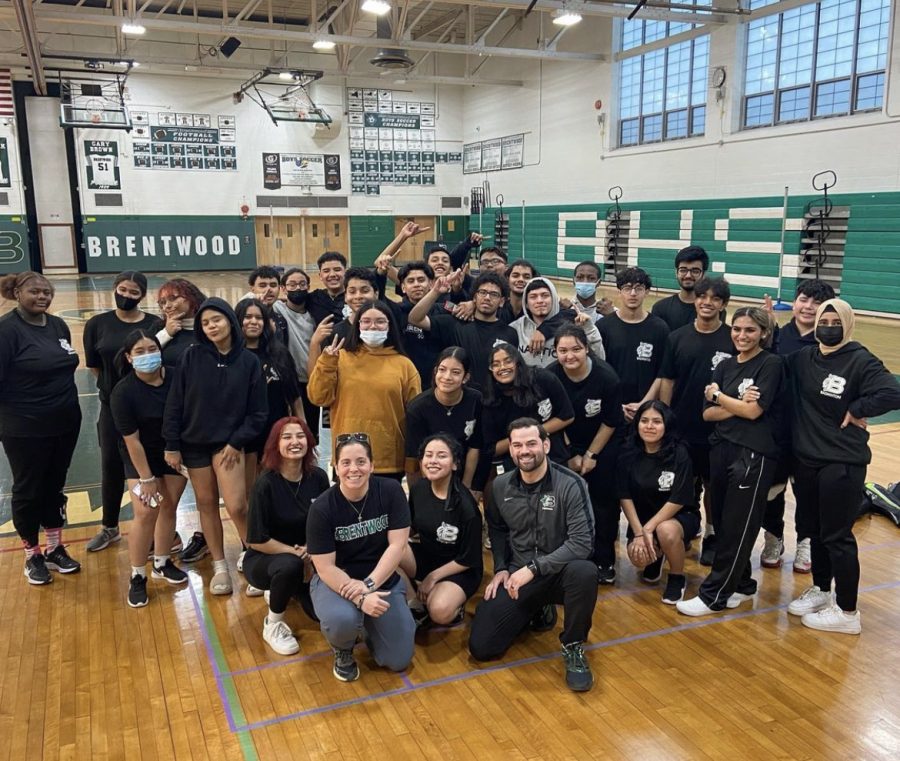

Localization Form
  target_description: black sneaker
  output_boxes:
[641,557,663,584]
[447,608,465,627]
[128,574,149,608]
[597,565,617,585]
[332,648,360,682]
[529,604,558,632]
[699,534,717,566]
[180,531,209,563]
[562,642,593,692]
[410,605,431,630]
[24,554,52,585]
[170,531,184,554]
[45,545,82,574]
[662,574,687,605]
[151,559,189,585]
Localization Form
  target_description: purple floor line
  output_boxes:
[230,577,900,733]
[227,649,333,677]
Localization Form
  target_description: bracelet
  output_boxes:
[139,476,156,484]
[356,592,368,610]
[634,533,644,538]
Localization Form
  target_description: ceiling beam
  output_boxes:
[11,0,46,94]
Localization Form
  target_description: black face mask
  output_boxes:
[287,290,308,307]
[115,292,141,311]
[816,325,844,347]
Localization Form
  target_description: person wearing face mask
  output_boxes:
[84,271,163,553]
[308,300,421,480]
[570,261,615,321]
[110,330,189,607]
[785,299,900,634]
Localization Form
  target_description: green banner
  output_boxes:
[83,216,256,273]
[363,113,420,130]
[0,138,10,188]
[151,126,220,144]
[0,217,30,274]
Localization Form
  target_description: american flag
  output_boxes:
[0,69,13,117]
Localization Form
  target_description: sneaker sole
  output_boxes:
[792,564,812,574]
[180,548,210,563]
[760,558,783,568]
[127,596,149,608]
[45,562,81,574]
[87,534,122,552]
[332,667,360,682]
[567,679,594,692]
[801,617,861,635]
[266,640,300,656]
[641,574,663,584]
[726,594,756,609]
[662,591,685,605]
[24,570,52,585]
[151,570,189,585]
[788,602,831,617]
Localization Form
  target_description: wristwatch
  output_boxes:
[363,576,376,591]
[711,390,721,405]
[584,451,597,460]
[526,559,540,577]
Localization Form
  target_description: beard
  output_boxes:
[514,449,546,473]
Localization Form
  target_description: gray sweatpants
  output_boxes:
[310,574,415,672]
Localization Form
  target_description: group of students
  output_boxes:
[1,230,899,692]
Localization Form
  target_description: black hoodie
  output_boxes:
[163,297,267,452]
[789,341,900,466]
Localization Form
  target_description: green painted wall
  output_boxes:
[82,216,257,273]
[0,216,31,274]
[348,216,395,267]
[473,192,900,315]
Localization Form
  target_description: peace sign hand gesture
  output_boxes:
[324,334,345,356]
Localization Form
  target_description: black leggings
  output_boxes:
[242,550,316,619]
[586,444,620,568]
[1,425,80,546]
[792,460,866,611]
[98,402,126,528]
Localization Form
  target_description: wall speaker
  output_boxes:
[219,37,242,58]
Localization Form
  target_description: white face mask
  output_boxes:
[359,329,388,347]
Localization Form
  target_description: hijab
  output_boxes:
[814,298,855,355]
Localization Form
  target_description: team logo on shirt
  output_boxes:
[737,378,754,399]
[540,494,556,511]
[584,398,603,417]
[436,522,459,544]
[710,351,731,370]
[537,398,552,421]
[464,419,476,439]
[658,471,675,490]
[821,373,847,399]
[58,338,77,355]
[405,324,424,340]
[636,342,654,362]
[341,304,352,319]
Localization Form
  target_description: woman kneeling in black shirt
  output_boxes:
[244,417,329,656]
[618,401,700,605]
[402,434,483,627]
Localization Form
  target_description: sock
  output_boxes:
[45,528,62,552]
[212,559,228,575]
[154,555,168,569]
[267,609,285,623]
[23,541,39,559]
[704,524,715,538]
[132,566,147,578]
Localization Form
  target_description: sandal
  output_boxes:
[210,570,233,595]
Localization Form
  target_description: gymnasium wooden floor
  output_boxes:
[1,272,899,761]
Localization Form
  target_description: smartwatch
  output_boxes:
[526,559,540,577]
[711,390,721,405]
[584,451,597,460]
[363,576,376,591]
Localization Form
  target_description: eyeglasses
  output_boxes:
[475,289,503,300]
[618,284,646,294]
[358,318,389,329]
[677,267,704,276]
[336,432,370,445]
[490,357,515,370]
[480,258,505,267]
[284,282,309,291]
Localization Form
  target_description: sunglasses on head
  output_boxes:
[336,432,370,445]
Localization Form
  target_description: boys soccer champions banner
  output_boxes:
[262,152,341,190]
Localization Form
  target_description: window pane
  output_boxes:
[691,36,710,105]
[815,0,858,80]
[777,86,811,121]
[666,41,691,110]
[642,50,665,113]
[745,17,779,95]
[665,109,689,138]
[642,114,663,142]
[744,93,775,127]
[619,57,642,119]
[690,105,706,135]
[855,71,884,109]
[778,6,816,88]
[815,78,851,116]
[620,119,640,146]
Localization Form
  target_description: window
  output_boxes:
[742,0,890,128]
[618,1,711,146]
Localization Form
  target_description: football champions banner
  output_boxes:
[262,153,341,190]
[84,140,121,190]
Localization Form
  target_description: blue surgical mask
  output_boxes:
[575,282,597,300]
[359,330,388,347]
[132,352,162,373]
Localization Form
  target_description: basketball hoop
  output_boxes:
[85,98,105,125]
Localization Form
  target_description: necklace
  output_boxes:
[435,390,462,416]
[282,472,303,500]
[347,491,369,523]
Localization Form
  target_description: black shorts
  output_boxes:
[121,452,181,481]
[626,510,701,551]
[411,542,483,600]
[181,443,228,469]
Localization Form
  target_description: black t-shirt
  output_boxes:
[408,479,483,576]
[652,294,726,332]
[84,310,162,403]
[0,311,81,437]
[306,477,411,584]
[247,346,296,440]
[617,444,699,537]
[395,299,453,387]
[706,351,784,457]
[427,315,518,392]
[660,323,735,446]
[247,467,330,547]
[162,328,198,368]
[110,370,173,462]
[308,289,346,325]
[548,359,623,454]
[405,387,483,458]
[774,318,817,356]
[597,313,670,404]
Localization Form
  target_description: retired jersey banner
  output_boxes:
[84,140,121,190]
[0,138,10,188]
[262,152,341,190]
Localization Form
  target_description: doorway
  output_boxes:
[303,216,348,263]
[254,216,303,267]
[394,216,436,264]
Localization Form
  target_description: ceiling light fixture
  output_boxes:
[361,0,391,16]
[552,5,583,26]
[121,21,146,35]
[312,38,336,50]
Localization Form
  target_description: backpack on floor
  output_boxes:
[858,482,900,527]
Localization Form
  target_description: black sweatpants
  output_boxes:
[298,382,320,443]
[586,444,619,568]
[468,559,598,661]
[1,425,80,546]
[698,442,776,610]
[97,402,126,528]
[792,460,866,612]
[242,550,317,620]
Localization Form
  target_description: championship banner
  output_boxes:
[262,153,341,190]
[84,140,121,190]
[0,138,10,188]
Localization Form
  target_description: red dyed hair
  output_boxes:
[157,278,206,317]
[261,417,318,475]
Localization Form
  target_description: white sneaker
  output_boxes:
[793,538,812,574]
[726,592,756,609]
[246,584,264,597]
[264,590,270,605]
[263,616,300,655]
[482,522,491,550]
[801,604,861,635]
[676,596,720,617]
[760,531,784,568]
[237,550,246,574]
[787,585,832,616]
